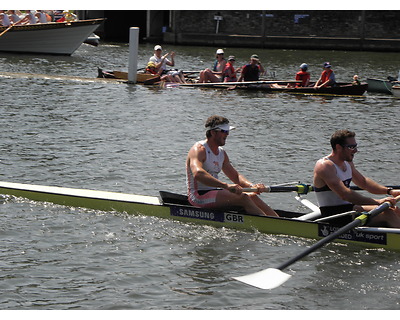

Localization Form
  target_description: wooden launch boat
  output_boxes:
[180,81,368,96]
[97,68,160,84]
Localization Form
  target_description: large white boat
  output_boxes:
[0,18,104,55]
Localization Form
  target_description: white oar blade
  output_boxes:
[232,268,292,290]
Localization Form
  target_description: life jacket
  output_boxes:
[320,69,334,86]
[146,68,157,75]
[223,62,237,82]
[295,70,310,87]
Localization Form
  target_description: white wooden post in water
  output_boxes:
[128,27,139,84]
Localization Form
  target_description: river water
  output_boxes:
[1,41,400,311]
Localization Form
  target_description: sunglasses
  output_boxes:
[342,144,358,150]
[214,129,229,134]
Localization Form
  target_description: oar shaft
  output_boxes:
[241,184,399,194]
[277,198,398,271]
[242,184,311,194]
[350,185,400,191]
[277,218,363,270]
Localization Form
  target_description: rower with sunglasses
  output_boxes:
[313,129,400,227]
[186,115,278,216]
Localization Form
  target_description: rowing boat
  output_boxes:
[1,181,400,251]
[97,68,160,84]
[367,78,400,94]
[181,81,368,96]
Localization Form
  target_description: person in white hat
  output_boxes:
[149,44,175,74]
[186,115,278,217]
[198,49,227,83]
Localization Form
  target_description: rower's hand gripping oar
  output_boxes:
[242,184,312,194]
[232,195,400,290]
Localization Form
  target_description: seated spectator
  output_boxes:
[223,56,239,82]
[198,49,226,83]
[238,54,265,82]
[149,45,175,74]
[145,61,185,83]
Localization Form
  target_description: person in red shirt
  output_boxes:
[295,63,310,87]
[223,56,239,82]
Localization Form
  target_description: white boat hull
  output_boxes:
[0,19,104,55]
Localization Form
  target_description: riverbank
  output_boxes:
[163,32,400,52]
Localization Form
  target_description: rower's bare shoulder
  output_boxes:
[314,157,335,174]
[189,142,206,160]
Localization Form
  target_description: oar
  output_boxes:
[0,25,14,37]
[232,195,400,290]
[0,17,24,37]
[350,185,400,191]
[244,184,400,193]
[242,184,312,194]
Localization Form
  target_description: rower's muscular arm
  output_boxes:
[188,144,228,190]
[222,153,253,188]
[314,159,379,205]
[351,163,388,195]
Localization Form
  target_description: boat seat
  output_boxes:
[159,191,191,205]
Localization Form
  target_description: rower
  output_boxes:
[314,62,336,88]
[0,11,11,27]
[295,63,310,87]
[313,129,400,227]
[186,115,278,217]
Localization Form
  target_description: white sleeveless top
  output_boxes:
[187,140,225,192]
[315,158,352,207]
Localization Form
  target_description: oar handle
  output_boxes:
[242,184,312,194]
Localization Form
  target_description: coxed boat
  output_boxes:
[1,181,400,251]
[181,81,368,96]
[0,19,104,55]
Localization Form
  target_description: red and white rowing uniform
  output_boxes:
[186,140,225,207]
